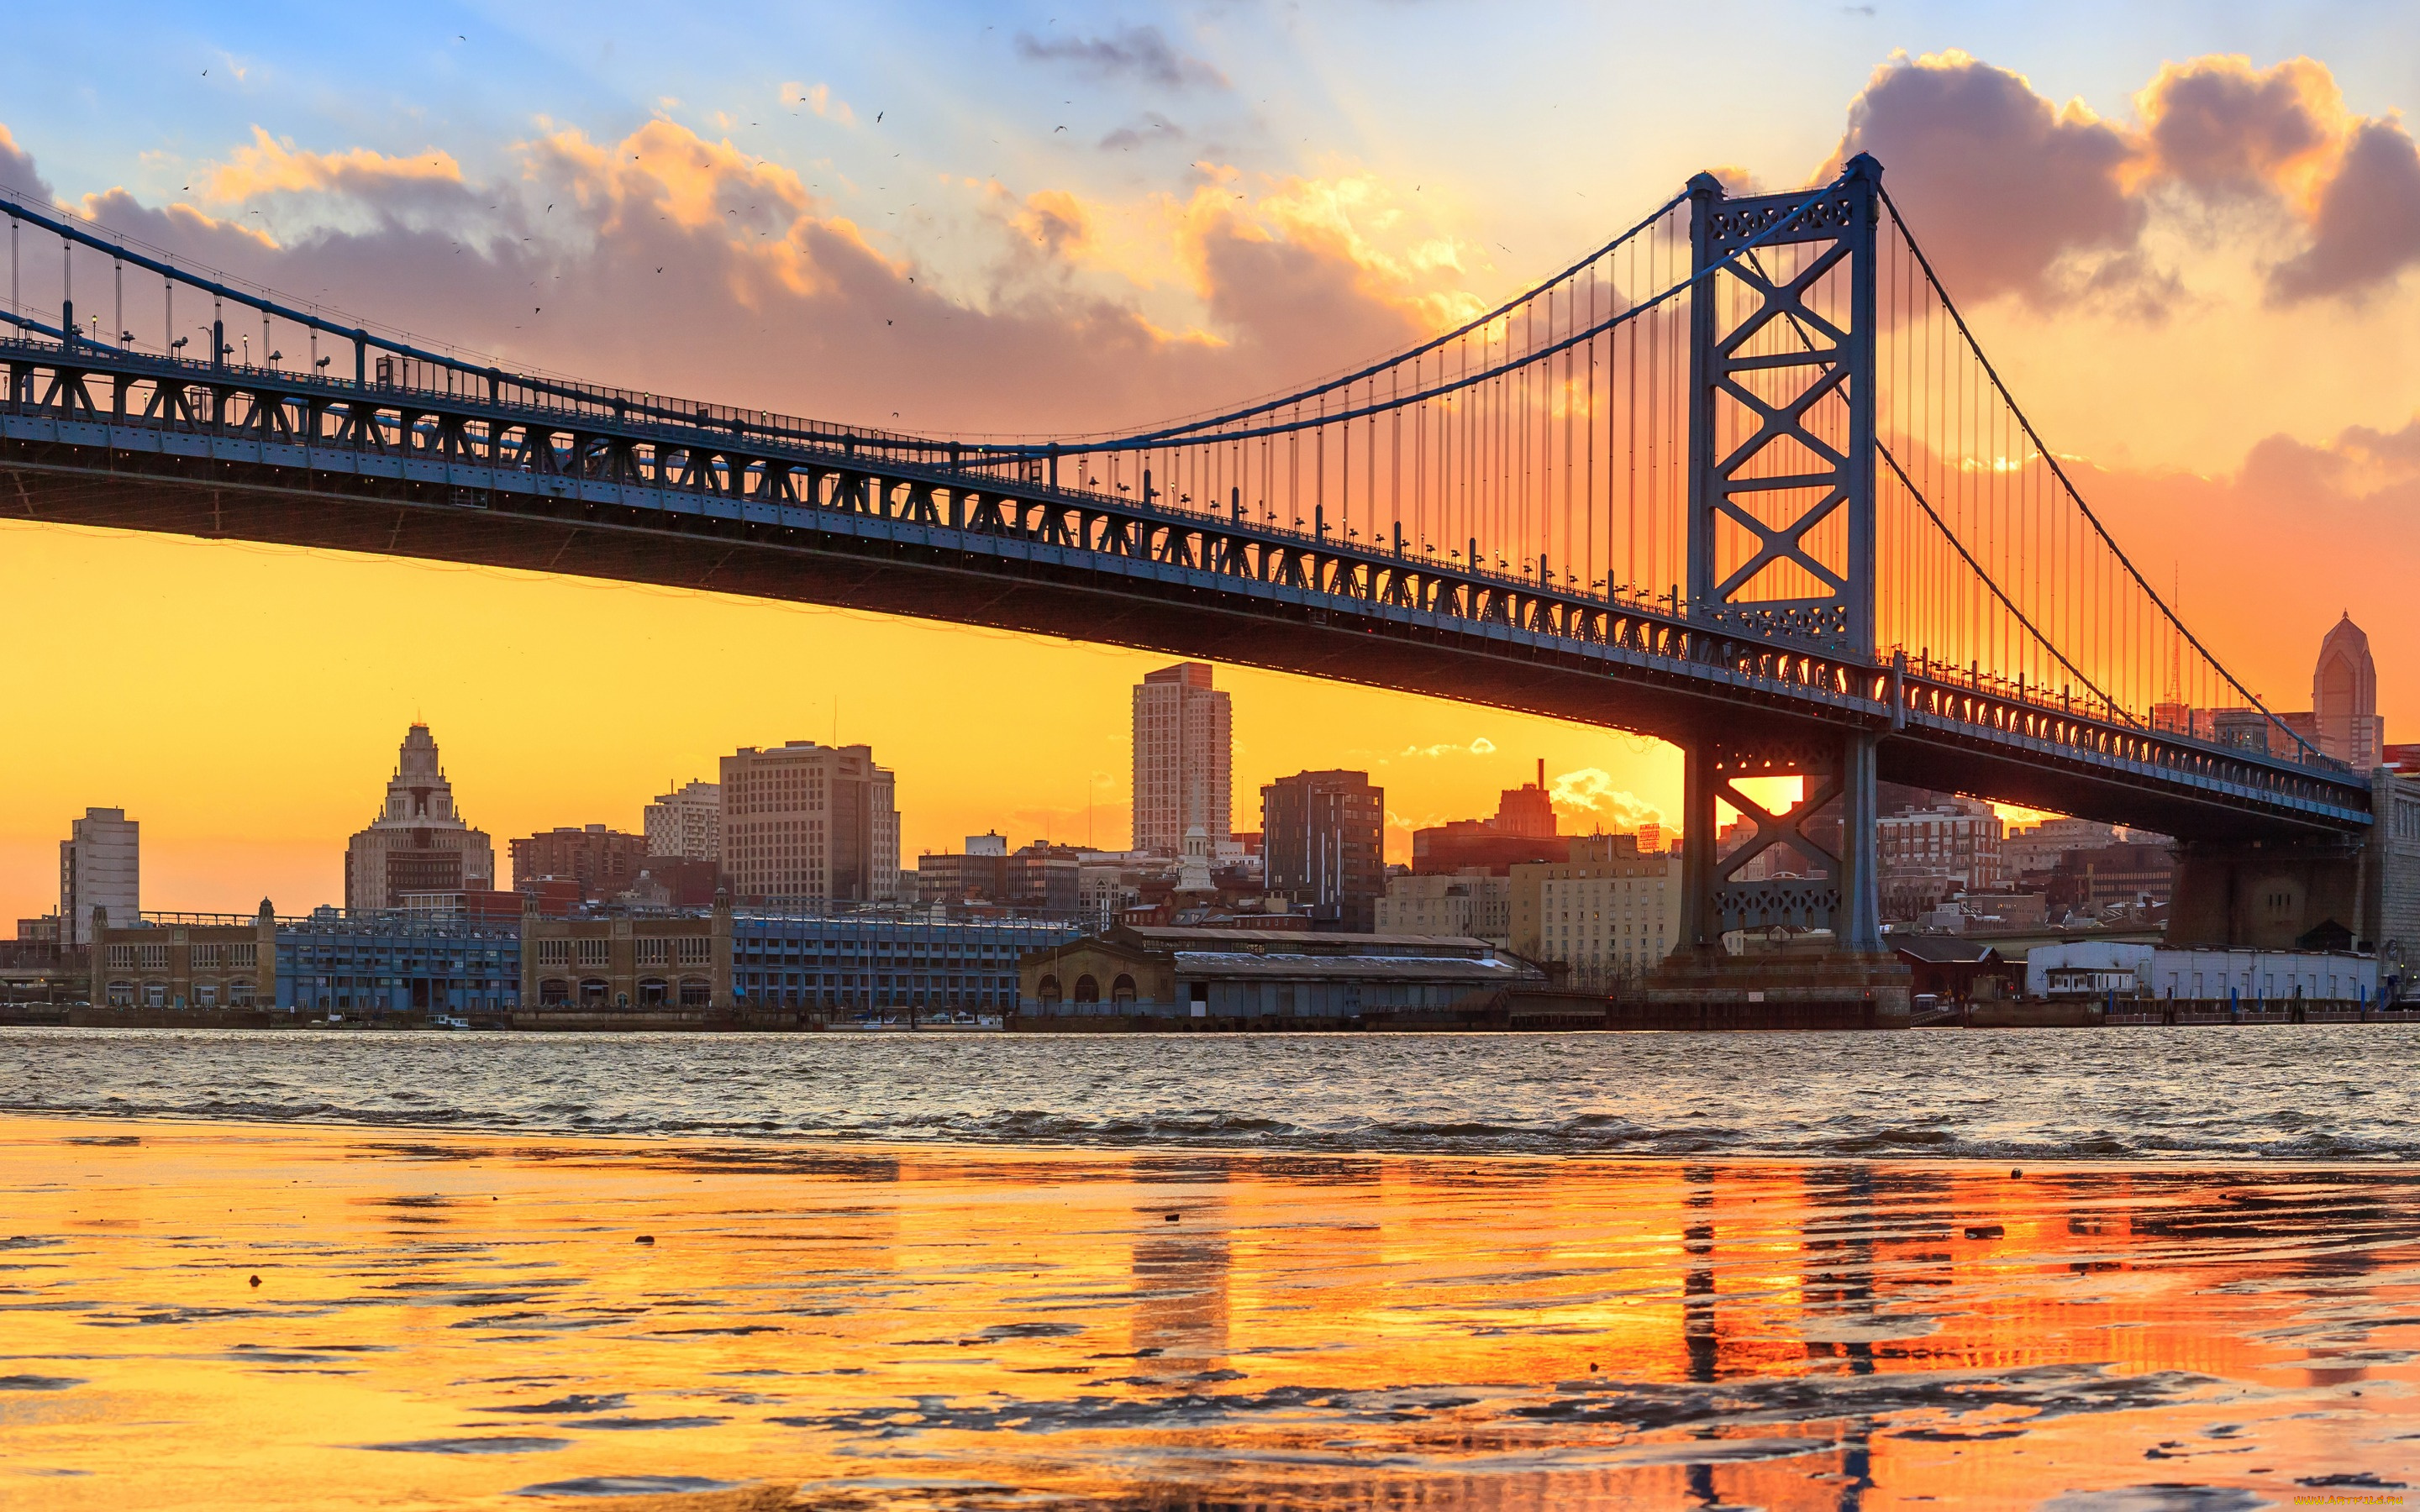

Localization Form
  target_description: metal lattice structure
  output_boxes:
[0,160,2375,953]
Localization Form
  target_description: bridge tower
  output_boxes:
[1675,155,1889,969]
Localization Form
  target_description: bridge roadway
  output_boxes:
[0,334,2372,843]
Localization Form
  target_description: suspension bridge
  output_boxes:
[0,155,2397,965]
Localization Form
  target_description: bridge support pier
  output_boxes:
[1651,726,1908,1027]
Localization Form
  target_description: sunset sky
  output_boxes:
[8,3,2420,924]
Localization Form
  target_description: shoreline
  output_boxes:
[4,1105,2416,1173]
[4,1110,2417,1506]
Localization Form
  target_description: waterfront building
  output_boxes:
[1509,835,1681,990]
[2025,941,2378,1004]
[92,901,275,1010]
[1261,769,1384,932]
[1131,662,1231,854]
[731,913,1077,1016]
[59,806,138,947]
[280,907,518,1016]
[1018,924,1540,1023]
[344,725,496,914]
[525,905,724,1011]
[88,902,1080,1023]
[643,779,723,864]
[510,824,650,901]
[1376,870,1511,944]
[720,741,900,906]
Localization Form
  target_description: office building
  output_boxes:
[59,806,139,946]
[511,824,651,902]
[1131,662,1232,854]
[644,779,723,864]
[344,724,496,914]
[1509,835,1681,990]
[1261,769,1384,932]
[2313,615,2385,768]
[720,741,900,906]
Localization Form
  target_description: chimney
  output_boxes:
[1536,758,1545,790]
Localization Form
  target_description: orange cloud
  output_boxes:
[203,126,462,202]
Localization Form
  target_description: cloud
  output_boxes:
[1015,25,1228,92]
[1548,769,1664,831]
[1399,737,1496,759]
[780,81,855,128]
[2268,118,2420,302]
[203,127,463,202]
[1830,50,2145,308]
[0,123,52,202]
[1101,113,1186,153]
[2136,55,2343,204]
[1829,51,2420,310]
[10,115,1484,447]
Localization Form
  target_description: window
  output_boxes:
[107,944,135,970]
[634,937,670,966]
[139,943,169,971]
[1112,974,1137,1006]
[191,943,223,969]
[229,942,256,969]
[576,938,609,968]
[676,937,710,966]
[537,939,571,967]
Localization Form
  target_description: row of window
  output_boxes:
[105,942,257,971]
[532,937,710,968]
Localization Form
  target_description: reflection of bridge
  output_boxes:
[1,157,2402,958]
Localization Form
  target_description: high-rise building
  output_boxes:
[1131,662,1231,855]
[1261,769,1384,932]
[345,725,495,914]
[644,779,723,863]
[2314,614,2384,769]
[59,806,139,945]
[511,824,652,902]
[720,742,899,906]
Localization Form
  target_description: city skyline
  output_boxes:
[9,11,2420,927]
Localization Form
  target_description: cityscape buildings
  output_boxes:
[643,779,723,864]
[1376,871,1512,944]
[1131,662,1231,854]
[1410,762,1569,874]
[1508,835,1681,990]
[343,725,496,914]
[1260,769,1384,932]
[58,806,138,946]
[1876,800,2006,916]
[720,741,900,906]
[510,824,651,903]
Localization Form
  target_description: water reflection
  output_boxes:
[1,1116,2416,1507]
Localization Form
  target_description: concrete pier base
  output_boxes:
[1641,946,1913,1030]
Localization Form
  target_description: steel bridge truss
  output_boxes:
[0,330,2369,862]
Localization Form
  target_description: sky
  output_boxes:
[8,2,2420,924]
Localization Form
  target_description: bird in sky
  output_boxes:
[876,111,884,123]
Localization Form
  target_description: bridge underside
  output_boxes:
[1,453,2347,846]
